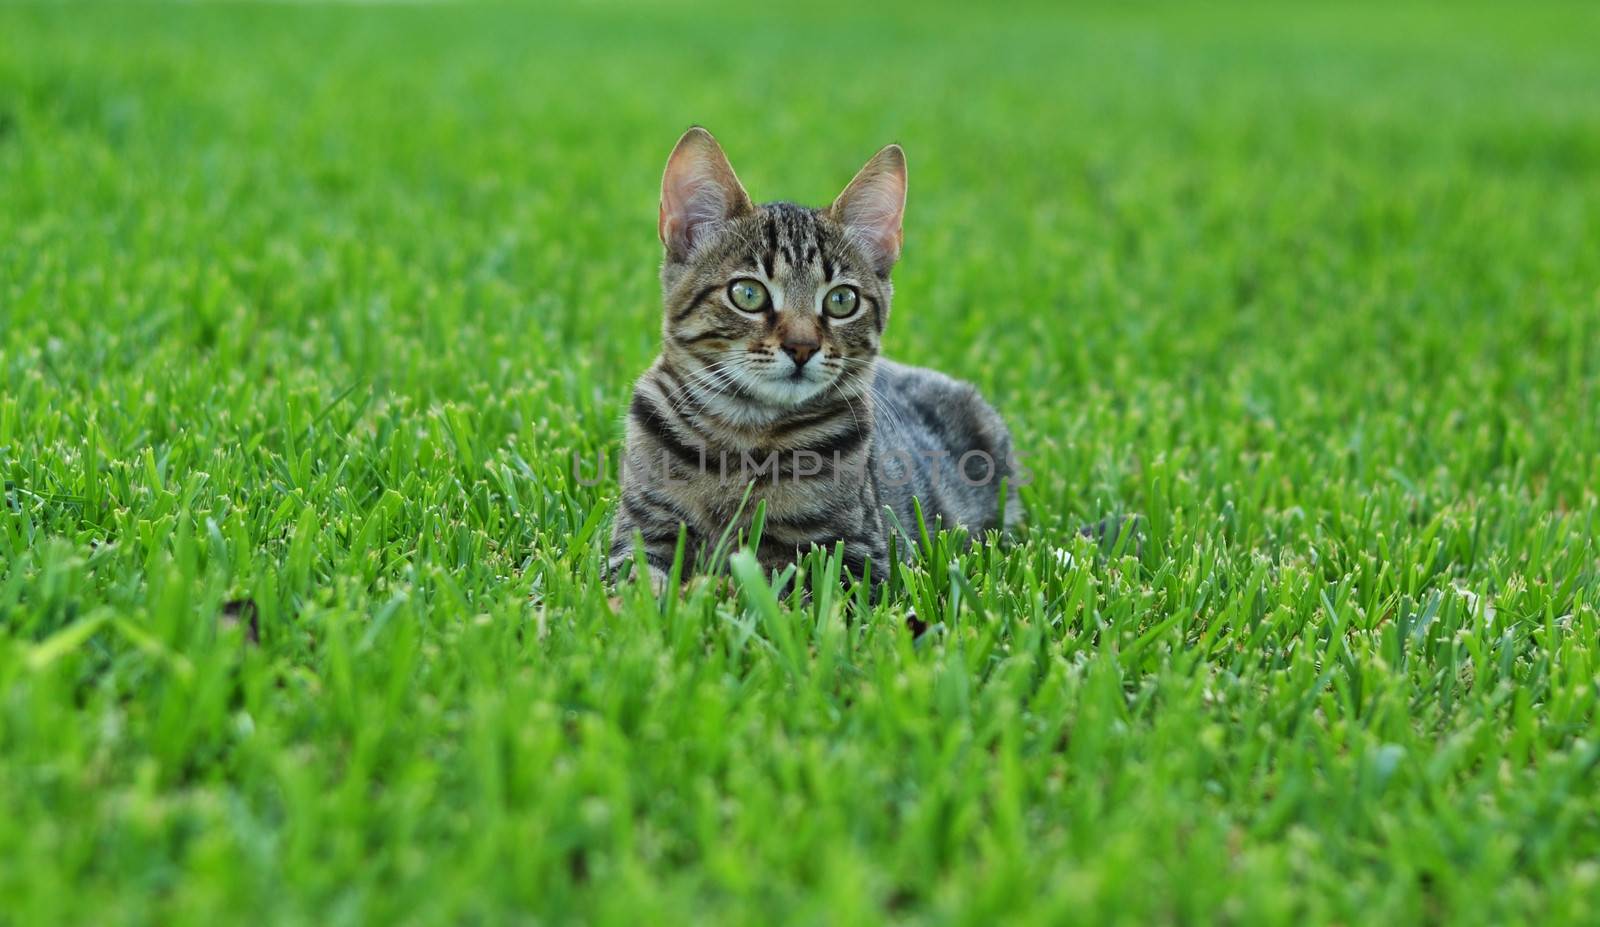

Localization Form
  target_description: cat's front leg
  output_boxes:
[607,524,677,596]
[607,485,704,596]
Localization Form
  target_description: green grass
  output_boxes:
[3,0,1599,922]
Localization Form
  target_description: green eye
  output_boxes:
[824,285,859,318]
[728,279,770,312]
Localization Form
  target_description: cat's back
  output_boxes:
[871,359,1021,535]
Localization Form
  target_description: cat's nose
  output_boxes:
[781,338,819,367]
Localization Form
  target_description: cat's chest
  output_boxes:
[654,463,857,528]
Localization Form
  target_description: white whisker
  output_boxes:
[659,357,743,419]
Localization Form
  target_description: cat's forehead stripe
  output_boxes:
[761,216,779,277]
[749,203,848,283]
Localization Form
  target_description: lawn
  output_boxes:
[2,0,1599,923]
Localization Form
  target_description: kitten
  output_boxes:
[610,127,1022,589]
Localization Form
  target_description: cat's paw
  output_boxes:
[644,565,672,597]
[627,564,674,598]
[683,573,735,598]
[604,558,673,612]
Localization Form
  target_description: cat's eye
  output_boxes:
[823,285,860,318]
[728,279,770,313]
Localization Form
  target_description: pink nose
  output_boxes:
[782,339,818,366]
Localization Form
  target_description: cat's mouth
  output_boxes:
[739,360,833,406]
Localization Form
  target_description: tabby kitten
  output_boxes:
[610,127,1021,588]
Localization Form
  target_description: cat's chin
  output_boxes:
[745,372,832,408]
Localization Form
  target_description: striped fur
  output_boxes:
[610,128,1021,588]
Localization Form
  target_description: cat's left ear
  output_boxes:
[660,127,754,263]
[829,144,907,277]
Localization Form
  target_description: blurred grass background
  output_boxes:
[2,1,1598,923]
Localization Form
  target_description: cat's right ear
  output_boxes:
[659,127,754,263]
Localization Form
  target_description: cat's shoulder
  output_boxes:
[875,357,983,403]
[875,357,1011,443]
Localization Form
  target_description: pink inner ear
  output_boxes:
[660,136,750,258]
[665,170,728,243]
[660,165,711,254]
[838,170,906,270]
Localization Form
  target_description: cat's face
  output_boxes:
[655,128,906,410]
